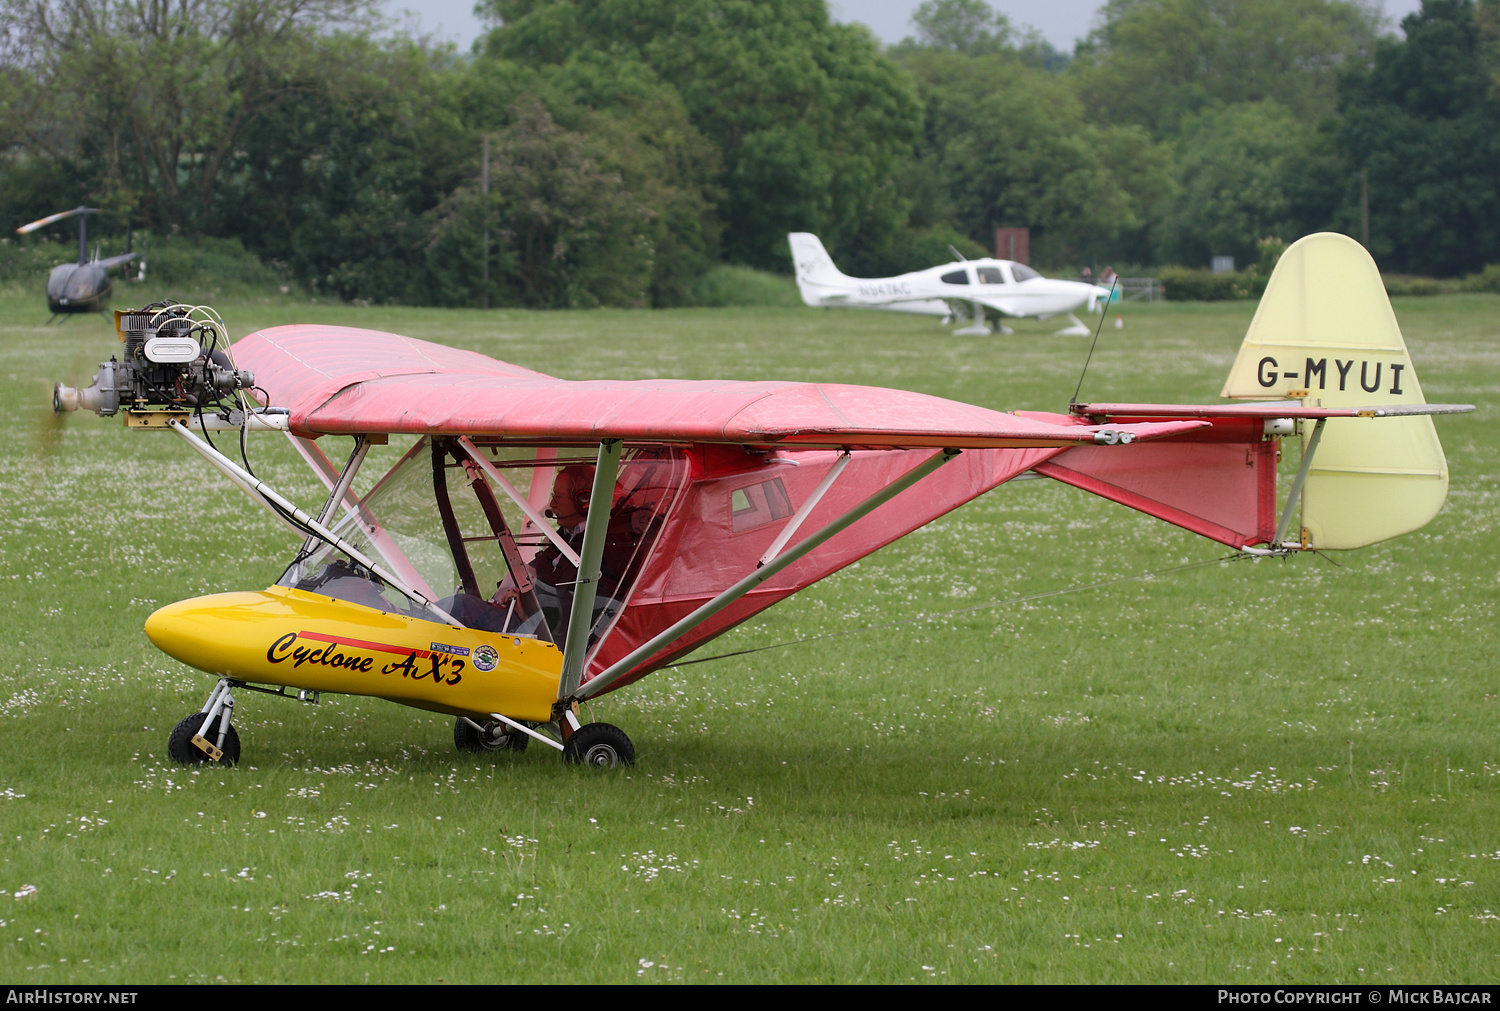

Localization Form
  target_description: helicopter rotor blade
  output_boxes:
[16,207,98,234]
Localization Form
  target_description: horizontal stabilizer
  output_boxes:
[1073,402,1474,419]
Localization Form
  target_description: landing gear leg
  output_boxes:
[167,678,241,766]
[952,302,992,337]
[454,716,530,753]
[1054,312,1092,336]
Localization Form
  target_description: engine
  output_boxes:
[53,301,255,418]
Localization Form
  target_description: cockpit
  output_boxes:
[278,438,688,649]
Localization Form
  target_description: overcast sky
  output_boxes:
[389,0,1427,56]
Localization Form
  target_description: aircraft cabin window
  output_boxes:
[731,478,794,533]
[976,266,1005,285]
[1010,264,1041,281]
[940,269,969,285]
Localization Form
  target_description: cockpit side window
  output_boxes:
[730,478,794,532]
[976,266,1004,285]
[940,269,969,285]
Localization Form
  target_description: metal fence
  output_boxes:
[1079,277,1162,302]
[1117,277,1161,302]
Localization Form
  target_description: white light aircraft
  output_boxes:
[789,232,1113,336]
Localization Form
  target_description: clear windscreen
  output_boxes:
[278,437,451,616]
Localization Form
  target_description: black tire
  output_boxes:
[562,722,634,767]
[167,712,240,766]
[453,717,529,753]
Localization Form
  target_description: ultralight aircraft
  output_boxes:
[51,233,1472,767]
[789,232,1113,335]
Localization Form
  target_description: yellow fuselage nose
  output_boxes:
[144,586,561,722]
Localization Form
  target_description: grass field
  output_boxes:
[0,283,1495,983]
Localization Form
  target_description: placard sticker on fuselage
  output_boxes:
[472,644,500,672]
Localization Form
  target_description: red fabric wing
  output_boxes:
[234,325,1207,449]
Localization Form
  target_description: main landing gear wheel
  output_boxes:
[562,722,634,767]
[454,717,530,753]
[167,712,240,766]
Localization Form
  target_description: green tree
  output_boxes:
[219,39,718,307]
[1339,0,1500,274]
[216,38,468,303]
[906,0,1013,54]
[899,46,1172,265]
[429,99,657,308]
[479,0,922,271]
[0,0,382,233]
[1072,0,1385,138]
[461,53,723,306]
[1154,100,1336,267]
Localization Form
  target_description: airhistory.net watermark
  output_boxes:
[4,991,138,1004]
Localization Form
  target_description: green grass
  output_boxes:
[0,284,1495,983]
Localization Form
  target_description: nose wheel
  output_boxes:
[167,678,240,765]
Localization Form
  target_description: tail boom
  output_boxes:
[1025,411,1279,549]
[1033,230,1474,553]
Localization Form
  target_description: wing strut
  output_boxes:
[1273,417,1326,549]
[302,435,370,556]
[571,447,962,703]
[557,440,624,700]
[454,445,555,645]
[758,450,851,567]
[283,433,437,598]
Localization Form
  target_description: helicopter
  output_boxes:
[15,206,140,321]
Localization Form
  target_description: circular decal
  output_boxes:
[473,644,500,673]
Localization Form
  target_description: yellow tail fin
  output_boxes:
[1220,232,1448,549]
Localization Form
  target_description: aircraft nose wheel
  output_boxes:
[454,717,530,753]
[167,712,240,766]
[563,722,634,767]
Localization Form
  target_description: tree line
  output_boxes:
[1,0,1496,307]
